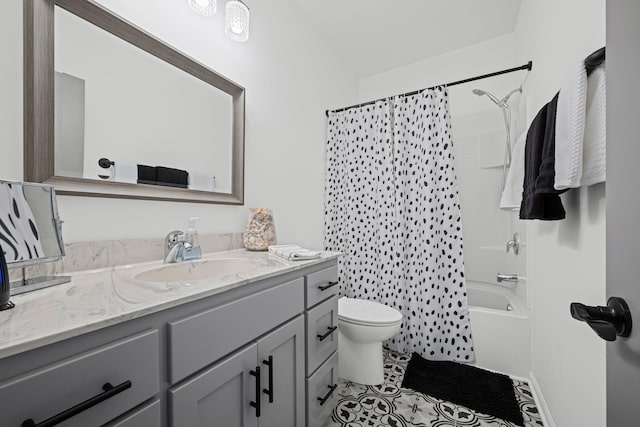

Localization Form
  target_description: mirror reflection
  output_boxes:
[0,181,65,265]
[54,6,233,193]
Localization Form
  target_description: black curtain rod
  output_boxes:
[326,60,533,117]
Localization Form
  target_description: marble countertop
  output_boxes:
[0,249,340,360]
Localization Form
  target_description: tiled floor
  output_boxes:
[327,349,544,427]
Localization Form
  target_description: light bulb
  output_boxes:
[225,0,250,42]
[188,0,217,16]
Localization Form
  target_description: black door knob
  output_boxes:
[570,297,632,341]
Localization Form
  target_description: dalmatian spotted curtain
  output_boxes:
[324,87,474,362]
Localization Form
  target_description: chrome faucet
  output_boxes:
[164,230,202,263]
[497,273,518,283]
[506,232,520,255]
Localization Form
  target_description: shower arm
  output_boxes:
[473,86,521,192]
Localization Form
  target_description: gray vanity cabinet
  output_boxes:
[0,257,340,427]
[105,399,162,427]
[304,266,340,427]
[257,315,305,427]
[170,343,259,427]
[0,330,159,427]
[169,315,305,427]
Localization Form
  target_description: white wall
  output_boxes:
[514,1,606,426]
[0,0,357,248]
[358,34,518,117]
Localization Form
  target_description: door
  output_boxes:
[169,344,259,427]
[257,316,305,427]
[606,0,640,424]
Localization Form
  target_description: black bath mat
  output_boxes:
[401,353,524,426]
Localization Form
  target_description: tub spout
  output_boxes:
[497,273,518,283]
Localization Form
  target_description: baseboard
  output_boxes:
[528,371,556,427]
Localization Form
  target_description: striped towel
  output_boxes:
[268,244,321,261]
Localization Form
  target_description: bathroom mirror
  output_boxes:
[24,0,245,204]
[0,181,65,266]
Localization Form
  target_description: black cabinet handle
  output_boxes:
[317,326,337,342]
[22,380,131,427]
[249,367,261,418]
[318,281,339,291]
[262,356,274,403]
[317,384,338,406]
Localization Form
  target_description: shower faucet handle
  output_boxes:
[506,232,520,255]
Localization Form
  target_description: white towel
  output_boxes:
[268,244,321,261]
[113,162,137,184]
[189,173,216,192]
[580,66,606,186]
[554,62,606,190]
[554,62,588,190]
[500,131,527,210]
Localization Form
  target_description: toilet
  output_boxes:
[337,297,403,385]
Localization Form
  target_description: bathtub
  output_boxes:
[466,281,531,379]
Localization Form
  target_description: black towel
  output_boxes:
[156,166,189,188]
[137,164,157,186]
[520,93,566,220]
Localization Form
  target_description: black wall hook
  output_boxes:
[585,47,605,76]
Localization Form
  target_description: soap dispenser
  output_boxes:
[184,217,202,261]
[0,248,14,311]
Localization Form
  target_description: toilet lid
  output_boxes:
[338,297,402,326]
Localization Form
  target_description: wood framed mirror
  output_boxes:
[24,0,245,204]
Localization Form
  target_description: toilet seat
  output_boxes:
[338,297,402,327]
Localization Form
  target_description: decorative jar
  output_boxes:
[243,207,276,251]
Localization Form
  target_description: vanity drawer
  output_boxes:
[168,277,304,383]
[105,399,161,427]
[305,265,339,308]
[306,295,338,376]
[0,330,159,427]
[306,352,339,427]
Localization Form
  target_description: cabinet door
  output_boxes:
[169,344,259,427]
[257,316,305,427]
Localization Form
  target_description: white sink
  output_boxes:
[135,258,254,283]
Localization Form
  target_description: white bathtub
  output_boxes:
[466,281,531,378]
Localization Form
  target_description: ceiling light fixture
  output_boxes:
[225,0,250,42]
[188,0,217,17]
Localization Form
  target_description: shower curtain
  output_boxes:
[325,87,474,362]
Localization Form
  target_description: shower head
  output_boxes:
[472,87,522,107]
[472,88,502,107]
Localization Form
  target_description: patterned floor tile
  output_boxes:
[328,349,545,427]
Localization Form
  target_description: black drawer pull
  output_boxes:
[317,326,338,342]
[318,384,338,406]
[263,356,274,403]
[22,380,132,427]
[318,281,339,291]
[249,367,261,418]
